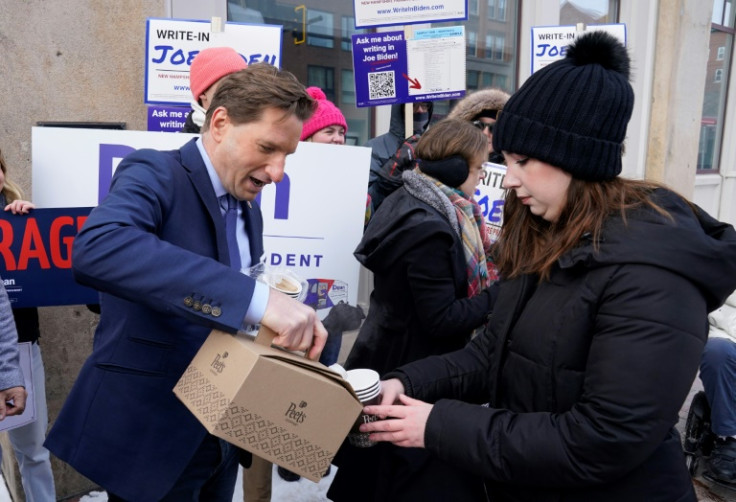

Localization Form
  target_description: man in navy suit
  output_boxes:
[45,63,325,501]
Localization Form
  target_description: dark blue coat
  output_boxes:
[45,139,264,501]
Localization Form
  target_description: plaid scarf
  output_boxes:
[403,170,496,297]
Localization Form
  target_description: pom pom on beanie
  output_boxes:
[189,47,247,101]
[300,87,348,141]
[493,31,634,181]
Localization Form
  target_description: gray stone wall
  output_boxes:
[0,0,166,498]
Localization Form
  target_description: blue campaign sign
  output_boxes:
[352,27,467,107]
[0,207,99,307]
[147,105,190,132]
[145,18,282,105]
[352,31,410,107]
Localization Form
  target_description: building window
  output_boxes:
[341,16,359,51]
[487,0,495,20]
[697,0,735,172]
[307,66,335,100]
[482,72,493,87]
[498,0,507,21]
[469,0,479,16]
[467,30,477,57]
[560,0,619,25]
[467,70,480,90]
[483,33,505,60]
[341,69,355,104]
[306,9,334,49]
[495,35,505,60]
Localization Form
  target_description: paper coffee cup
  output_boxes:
[346,368,382,448]
[346,369,380,393]
[264,272,302,297]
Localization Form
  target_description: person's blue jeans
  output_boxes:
[6,343,56,502]
[319,332,342,367]
[700,337,736,436]
[108,434,239,501]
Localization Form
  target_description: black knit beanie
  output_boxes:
[493,31,633,181]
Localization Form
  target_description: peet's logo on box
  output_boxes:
[210,351,229,374]
[285,400,308,425]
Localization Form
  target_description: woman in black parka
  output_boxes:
[328,119,496,502]
[359,32,736,502]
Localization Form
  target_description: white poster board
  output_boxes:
[476,162,506,242]
[0,342,36,433]
[353,0,467,29]
[531,23,626,73]
[145,18,283,105]
[406,27,466,97]
[32,128,371,315]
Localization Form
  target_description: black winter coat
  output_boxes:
[346,186,495,376]
[329,185,494,502]
[391,189,736,502]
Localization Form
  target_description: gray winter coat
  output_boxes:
[0,276,24,391]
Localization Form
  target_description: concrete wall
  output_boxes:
[645,0,713,197]
[0,0,166,498]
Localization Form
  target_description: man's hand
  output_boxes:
[260,289,327,360]
[0,386,27,420]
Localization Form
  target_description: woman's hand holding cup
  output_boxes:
[361,393,432,449]
[378,378,405,406]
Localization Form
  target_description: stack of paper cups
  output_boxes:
[345,369,381,447]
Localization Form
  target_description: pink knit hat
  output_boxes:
[300,87,348,140]
[189,47,247,100]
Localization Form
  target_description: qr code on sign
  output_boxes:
[368,71,396,100]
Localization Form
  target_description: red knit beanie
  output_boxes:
[189,47,247,100]
[300,87,348,140]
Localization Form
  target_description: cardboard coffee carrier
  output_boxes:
[174,327,363,482]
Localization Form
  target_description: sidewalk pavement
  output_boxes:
[681,376,736,502]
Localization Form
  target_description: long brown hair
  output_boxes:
[494,177,676,280]
[0,148,23,203]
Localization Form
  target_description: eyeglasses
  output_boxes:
[472,120,495,133]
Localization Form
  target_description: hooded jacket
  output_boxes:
[346,183,494,375]
[446,88,510,122]
[390,189,736,502]
[448,88,509,164]
[365,102,433,185]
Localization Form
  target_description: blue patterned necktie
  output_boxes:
[220,194,242,271]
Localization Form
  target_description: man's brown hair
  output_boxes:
[202,63,315,131]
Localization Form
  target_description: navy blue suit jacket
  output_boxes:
[45,139,264,501]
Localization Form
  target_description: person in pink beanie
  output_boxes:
[300,87,348,144]
[182,47,247,133]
